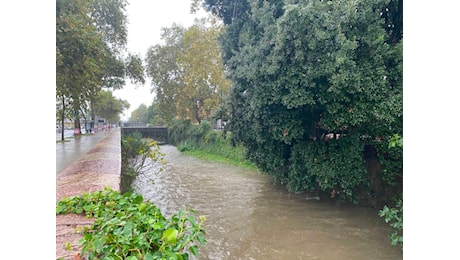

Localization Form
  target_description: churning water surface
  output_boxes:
[133,145,402,260]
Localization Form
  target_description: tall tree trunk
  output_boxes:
[73,100,81,135]
[90,99,95,133]
[74,111,81,135]
[193,100,201,124]
[80,109,87,133]
[61,95,65,141]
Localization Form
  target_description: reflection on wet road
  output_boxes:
[56,131,113,174]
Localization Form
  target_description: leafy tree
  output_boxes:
[129,103,149,124]
[56,0,106,138]
[195,0,282,64]
[177,17,231,123]
[147,99,167,126]
[145,18,229,124]
[124,101,166,127]
[201,0,402,205]
[125,53,146,85]
[90,0,128,50]
[93,90,129,123]
[193,0,250,25]
[56,0,144,139]
[145,24,186,124]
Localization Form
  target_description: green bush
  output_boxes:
[177,141,195,152]
[169,119,255,169]
[56,187,206,259]
[379,134,403,249]
[288,134,367,202]
[121,131,165,193]
[169,119,211,148]
[379,197,403,247]
[150,115,166,127]
[168,119,194,146]
[204,130,220,145]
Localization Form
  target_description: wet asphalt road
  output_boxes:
[56,130,114,174]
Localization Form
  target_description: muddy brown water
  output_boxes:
[133,145,402,260]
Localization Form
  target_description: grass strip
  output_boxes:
[181,149,257,171]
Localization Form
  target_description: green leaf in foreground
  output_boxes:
[163,228,178,244]
[56,187,206,259]
[189,245,199,256]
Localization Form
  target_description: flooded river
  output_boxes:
[133,145,402,260]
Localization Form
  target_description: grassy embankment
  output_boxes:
[179,141,257,171]
[168,120,257,171]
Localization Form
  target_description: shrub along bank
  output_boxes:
[168,119,256,170]
[120,131,165,193]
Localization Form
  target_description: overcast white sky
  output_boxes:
[113,0,207,121]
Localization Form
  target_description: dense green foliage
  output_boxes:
[56,187,206,259]
[168,119,255,169]
[379,196,403,247]
[93,90,130,123]
[199,0,403,205]
[147,101,168,126]
[168,119,212,146]
[379,134,403,248]
[127,100,173,126]
[129,104,150,124]
[120,131,165,193]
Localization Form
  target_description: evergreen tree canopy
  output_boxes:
[201,0,402,205]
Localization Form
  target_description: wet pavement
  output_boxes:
[56,129,121,260]
[56,130,113,174]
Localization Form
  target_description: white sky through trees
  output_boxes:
[113,0,207,121]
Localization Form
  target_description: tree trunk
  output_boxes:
[74,109,81,135]
[61,95,65,141]
[90,99,95,133]
[193,100,202,124]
